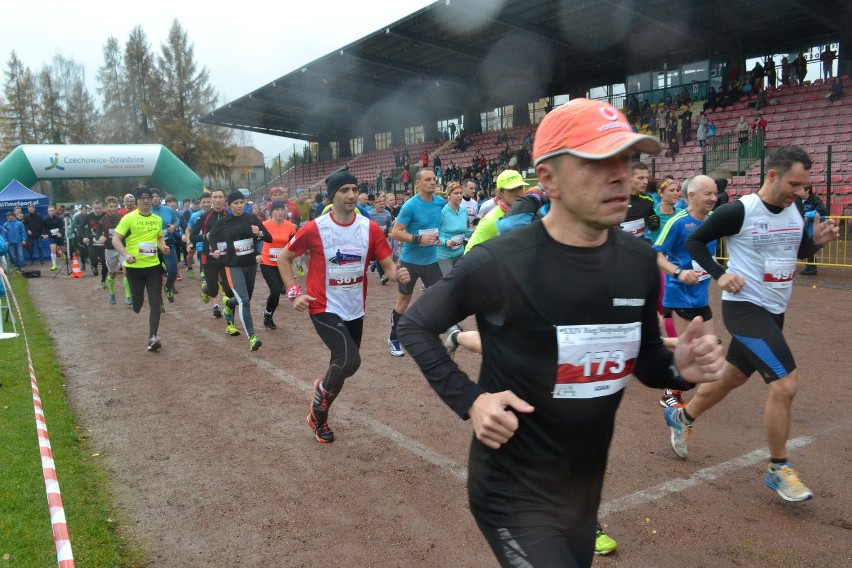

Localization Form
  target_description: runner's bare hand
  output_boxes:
[718,273,745,294]
[469,391,535,449]
[292,294,316,312]
[812,214,840,246]
[673,316,725,384]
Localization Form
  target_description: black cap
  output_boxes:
[135,187,153,199]
[325,169,358,200]
[270,200,286,212]
[227,190,245,205]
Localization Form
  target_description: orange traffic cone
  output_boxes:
[71,255,84,278]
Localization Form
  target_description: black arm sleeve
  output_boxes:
[254,215,273,243]
[797,230,821,259]
[686,201,745,280]
[398,247,502,419]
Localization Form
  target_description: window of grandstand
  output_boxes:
[350,137,364,156]
[528,98,553,124]
[404,126,424,145]
[329,141,339,160]
[482,105,513,132]
[375,132,392,151]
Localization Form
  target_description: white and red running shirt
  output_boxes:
[286,212,392,320]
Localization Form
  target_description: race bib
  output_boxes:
[268,247,282,262]
[763,257,796,288]
[108,228,116,237]
[216,242,227,253]
[234,238,254,256]
[691,260,711,282]
[619,218,645,237]
[50,228,60,236]
[328,258,363,290]
[138,242,157,257]
[553,322,641,399]
[446,234,465,249]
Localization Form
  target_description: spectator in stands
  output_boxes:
[393,148,401,168]
[798,184,827,276]
[707,119,717,148]
[657,106,668,141]
[736,115,750,146]
[703,87,718,112]
[766,57,777,88]
[728,60,742,85]
[666,109,678,143]
[794,52,807,85]
[665,136,680,161]
[420,151,429,168]
[627,95,640,124]
[827,79,844,102]
[713,178,729,210]
[750,60,765,92]
[675,86,691,108]
[752,114,768,138]
[434,154,443,185]
[781,56,791,86]
[696,113,709,151]
[679,107,693,145]
[750,89,768,111]
[376,166,383,191]
[640,100,653,127]
[448,122,456,140]
[821,46,837,81]
[401,167,411,192]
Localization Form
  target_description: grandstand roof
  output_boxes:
[202,0,848,143]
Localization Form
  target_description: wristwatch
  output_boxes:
[673,268,683,277]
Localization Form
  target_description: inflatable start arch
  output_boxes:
[0,144,203,200]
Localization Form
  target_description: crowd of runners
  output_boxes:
[11,97,841,568]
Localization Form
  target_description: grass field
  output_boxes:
[0,274,141,567]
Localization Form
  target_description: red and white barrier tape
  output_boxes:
[0,268,75,567]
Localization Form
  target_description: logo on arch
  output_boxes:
[45,152,65,171]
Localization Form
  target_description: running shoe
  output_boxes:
[443,325,461,359]
[296,264,306,277]
[249,335,262,351]
[380,275,389,285]
[160,302,166,313]
[199,270,205,279]
[370,260,377,272]
[764,463,813,502]
[223,303,234,324]
[146,336,162,352]
[660,389,685,408]
[125,296,132,305]
[213,304,223,318]
[200,283,210,303]
[164,286,175,303]
[388,336,405,357]
[109,294,116,305]
[50,265,57,271]
[307,378,335,443]
[100,281,107,289]
[594,524,618,556]
[187,268,194,279]
[225,323,240,336]
[92,266,98,276]
[263,312,277,330]
[664,406,692,459]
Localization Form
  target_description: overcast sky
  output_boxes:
[3,0,435,162]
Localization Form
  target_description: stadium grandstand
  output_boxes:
[202,0,852,215]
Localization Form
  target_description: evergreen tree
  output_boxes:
[124,26,155,142]
[153,19,232,178]
[97,36,129,143]
[1,51,40,150]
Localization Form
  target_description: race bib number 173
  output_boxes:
[553,322,641,399]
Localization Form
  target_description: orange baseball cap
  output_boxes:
[533,98,662,165]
